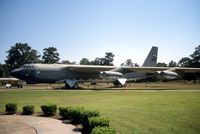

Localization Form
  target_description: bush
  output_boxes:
[59,106,100,130]
[81,110,100,132]
[89,117,110,132]
[59,106,115,133]
[5,103,17,114]
[59,107,72,119]
[68,107,85,124]
[22,105,34,115]
[41,104,57,116]
[91,127,116,134]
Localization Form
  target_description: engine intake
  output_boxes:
[156,70,179,80]
[99,71,123,78]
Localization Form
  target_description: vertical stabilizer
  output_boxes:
[142,46,158,67]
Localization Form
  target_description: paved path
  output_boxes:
[0,115,81,134]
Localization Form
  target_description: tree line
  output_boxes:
[0,43,115,77]
[156,45,200,68]
[0,43,200,78]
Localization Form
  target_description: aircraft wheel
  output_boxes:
[73,83,79,89]
[65,83,71,89]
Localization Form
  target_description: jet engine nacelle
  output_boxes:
[99,71,123,78]
[156,70,179,80]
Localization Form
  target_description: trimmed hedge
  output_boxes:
[59,107,72,119]
[41,104,57,116]
[5,103,17,114]
[22,105,34,115]
[59,107,100,124]
[91,126,116,134]
[89,117,110,132]
[67,106,85,124]
[59,106,100,132]
[81,109,100,132]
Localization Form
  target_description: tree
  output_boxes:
[177,45,200,82]
[190,45,200,67]
[121,59,139,67]
[61,60,76,64]
[91,58,105,65]
[178,57,191,67]
[83,52,115,66]
[156,62,167,67]
[42,47,60,64]
[104,52,114,65]
[0,64,9,77]
[5,43,41,71]
[168,60,177,67]
[80,58,91,65]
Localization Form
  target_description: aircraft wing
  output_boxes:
[0,78,22,85]
[66,65,116,73]
[0,78,20,82]
[122,67,170,73]
[170,67,200,73]
[122,67,200,73]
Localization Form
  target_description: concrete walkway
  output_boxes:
[0,115,81,134]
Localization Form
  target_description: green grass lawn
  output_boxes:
[0,86,200,134]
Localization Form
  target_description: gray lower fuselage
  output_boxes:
[11,65,100,84]
[11,64,157,84]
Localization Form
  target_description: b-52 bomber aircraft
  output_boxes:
[10,46,200,88]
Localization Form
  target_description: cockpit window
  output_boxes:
[21,64,34,69]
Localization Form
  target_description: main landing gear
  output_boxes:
[113,78,127,87]
[64,79,79,89]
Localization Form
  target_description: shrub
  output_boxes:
[59,107,72,119]
[68,107,85,124]
[41,104,57,116]
[91,127,116,134]
[22,105,34,115]
[59,106,100,129]
[81,110,100,132]
[5,103,17,114]
[89,117,110,132]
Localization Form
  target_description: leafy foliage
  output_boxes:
[80,58,91,65]
[41,104,57,116]
[59,106,100,132]
[61,60,76,64]
[59,106,84,123]
[5,103,17,114]
[59,107,72,119]
[81,109,100,132]
[104,52,114,65]
[121,59,139,67]
[156,62,167,67]
[5,43,41,71]
[178,45,200,68]
[91,57,105,65]
[91,127,116,134]
[168,60,177,67]
[91,52,115,65]
[42,47,60,63]
[22,105,34,115]
[67,106,85,124]
[178,45,200,81]
[178,57,192,67]
[89,117,110,132]
[190,45,200,67]
[0,64,9,77]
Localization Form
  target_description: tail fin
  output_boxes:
[142,46,158,67]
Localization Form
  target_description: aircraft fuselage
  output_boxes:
[10,64,108,84]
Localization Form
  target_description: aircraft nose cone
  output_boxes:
[10,69,20,77]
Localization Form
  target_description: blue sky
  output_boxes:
[0,0,199,66]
